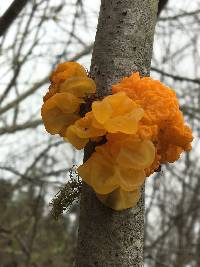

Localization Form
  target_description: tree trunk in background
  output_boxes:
[76,1,158,266]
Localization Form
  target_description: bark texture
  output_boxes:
[76,1,158,266]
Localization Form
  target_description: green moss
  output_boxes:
[50,166,82,220]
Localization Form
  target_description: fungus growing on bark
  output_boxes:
[41,62,193,210]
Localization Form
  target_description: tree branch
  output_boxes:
[0,0,29,37]
[157,0,168,16]
[151,67,200,84]
[159,9,200,21]
[0,119,42,135]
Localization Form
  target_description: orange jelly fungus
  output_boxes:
[97,188,141,211]
[41,62,96,136]
[43,61,95,101]
[78,135,155,210]
[64,112,106,150]
[92,92,144,134]
[41,62,193,211]
[78,73,193,210]
[112,72,193,169]
[41,92,81,135]
[64,92,145,149]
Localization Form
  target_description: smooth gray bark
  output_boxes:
[76,1,158,266]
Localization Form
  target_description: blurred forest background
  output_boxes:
[0,0,200,266]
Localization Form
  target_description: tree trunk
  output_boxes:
[76,1,158,266]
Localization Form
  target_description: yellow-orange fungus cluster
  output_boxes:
[65,92,144,149]
[112,73,193,168]
[78,135,155,210]
[41,62,193,211]
[41,62,96,136]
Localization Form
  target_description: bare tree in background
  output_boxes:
[0,0,200,266]
[0,1,93,266]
